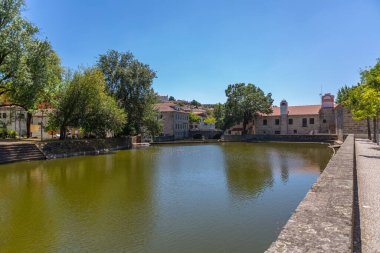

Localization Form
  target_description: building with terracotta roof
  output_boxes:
[155,103,189,140]
[227,93,336,135]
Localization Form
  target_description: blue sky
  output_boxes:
[24,0,380,105]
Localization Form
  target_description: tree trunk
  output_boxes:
[367,117,372,140]
[26,112,32,138]
[60,126,66,140]
[242,120,247,135]
[373,117,377,143]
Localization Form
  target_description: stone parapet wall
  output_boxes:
[223,134,337,143]
[266,135,355,252]
[37,137,133,159]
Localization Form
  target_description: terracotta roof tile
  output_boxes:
[263,105,322,116]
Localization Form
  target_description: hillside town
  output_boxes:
[0,92,373,142]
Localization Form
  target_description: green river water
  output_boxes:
[0,142,331,253]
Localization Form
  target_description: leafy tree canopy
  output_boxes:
[97,50,158,135]
[48,68,126,139]
[224,83,273,133]
[189,112,201,123]
[190,99,201,107]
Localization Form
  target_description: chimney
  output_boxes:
[322,93,334,108]
[280,100,288,115]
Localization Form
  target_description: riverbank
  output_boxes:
[266,134,356,252]
[36,137,133,159]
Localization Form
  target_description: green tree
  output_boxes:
[0,0,62,137]
[336,85,352,104]
[189,112,201,123]
[224,83,273,133]
[48,68,126,139]
[360,60,380,143]
[204,116,216,125]
[190,99,201,107]
[169,96,175,101]
[97,50,158,135]
[213,103,225,130]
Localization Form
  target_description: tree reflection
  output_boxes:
[222,144,274,198]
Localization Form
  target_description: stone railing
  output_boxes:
[266,134,355,252]
[223,134,337,143]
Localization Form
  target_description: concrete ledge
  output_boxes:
[223,134,337,143]
[266,134,355,253]
[37,137,133,160]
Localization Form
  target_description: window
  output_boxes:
[302,118,307,127]
[309,118,315,124]
[288,118,293,125]
[275,119,280,125]
[263,131,266,134]
[263,119,267,125]
[293,129,297,134]
[2,113,6,118]
[275,130,280,134]
[323,119,327,123]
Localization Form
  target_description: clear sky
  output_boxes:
[24,0,380,105]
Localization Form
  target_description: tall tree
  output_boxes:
[361,60,380,144]
[48,68,126,139]
[0,0,62,137]
[213,103,225,130]
[97,50,158,135]
[224,83,273,134]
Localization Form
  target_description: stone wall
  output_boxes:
[336,105,373,140]
[255,115,321,135]
[37,137,133,159]
[223,134,337,143]
[266,135,355,252]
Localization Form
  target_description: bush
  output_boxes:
[8,130,17,139]
[0,128,6,139]
[0,128,17,139]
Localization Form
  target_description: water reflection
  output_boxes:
[0,143,331,253]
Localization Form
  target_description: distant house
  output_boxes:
[157,95,169,103]
[190,111,216,130]
[225,93,375,139]
[0,104,54,139]
[155,103,189,140]
[226,93,336,135]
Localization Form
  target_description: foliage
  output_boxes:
[0,0,62,137]
[224,83,273,133]
[48,68,126,139]
[190,99,201,107]
[0,128,17,139]
[204,116,216,125]
[213,103,225,129]
[189,112,201,123]
[361,59,380,89]
[97,50,158,135]
[142,105,162,138]
[336,85,353,104]
[169,96,175,101]
[342,85,378,121]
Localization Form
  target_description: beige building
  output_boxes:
[0,105,54,139]
[155,103,189,140]
[227,93,337,135]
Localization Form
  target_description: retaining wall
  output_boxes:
[266,134,355,252]
[37,137,133,159]
[223,134,337,143]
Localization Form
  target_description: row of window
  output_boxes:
[262,118,316,127]
[175,123,188,130]
[175,113,188,120]
[0,112,25,119]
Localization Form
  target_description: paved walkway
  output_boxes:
[356,139,380,252]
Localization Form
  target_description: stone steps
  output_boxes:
[0,143,46,164]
